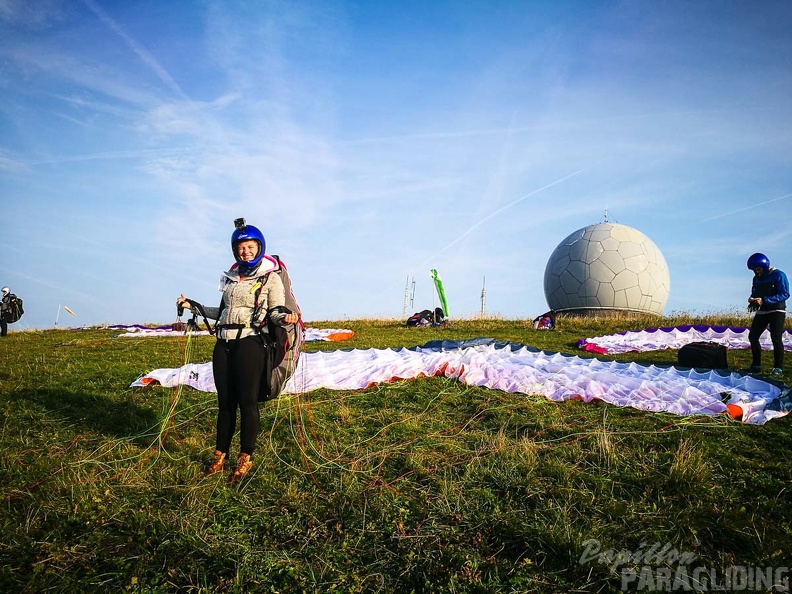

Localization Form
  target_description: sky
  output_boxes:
[1,0,791,330]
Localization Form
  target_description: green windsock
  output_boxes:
[430,269,449,317]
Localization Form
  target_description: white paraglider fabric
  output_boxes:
[578,324,792,354]
[131,339,789,425]
[111,324,353,341]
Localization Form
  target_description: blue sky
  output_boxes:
[1,0,790,329]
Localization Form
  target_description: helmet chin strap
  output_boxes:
[236,256,261,277]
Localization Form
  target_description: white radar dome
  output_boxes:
[543,222,670,316]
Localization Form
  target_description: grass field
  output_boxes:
[1,315,790,593]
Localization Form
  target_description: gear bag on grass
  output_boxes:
[532,310,556,330]
[406,308,446,327]
[677,341,728,370]
[3,294,24,323]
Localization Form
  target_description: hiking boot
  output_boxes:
[205,450,227,476]
[229,453,252,483]
[743,365,762,374]
[769,368,784,379]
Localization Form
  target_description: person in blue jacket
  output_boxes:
[745,253,788,378]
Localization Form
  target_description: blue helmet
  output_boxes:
[747,253,770,272]
[231,222,266,270]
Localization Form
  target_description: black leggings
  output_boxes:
[212,336,267,456]
[748,311,786,369]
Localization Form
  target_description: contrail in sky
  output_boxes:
[418,169,586,268]
[81,0,188,99]
[700,192,792,222]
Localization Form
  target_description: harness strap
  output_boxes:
[250,273,271,321]
[183,299,216,335]
[206,267,289,340]
[215,322,260,342]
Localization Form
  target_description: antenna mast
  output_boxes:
[402,276,410,316]
[480,276,487,318]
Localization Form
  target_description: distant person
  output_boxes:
[0,287,9,336]
[1,287,24,335]
[176,219,299,483]
[745,253,788,378]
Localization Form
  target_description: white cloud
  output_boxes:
[0,0,64,28]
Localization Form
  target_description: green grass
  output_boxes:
[1,315,790,593]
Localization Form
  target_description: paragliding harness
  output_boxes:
[1,293,24,324]
[406,307,446,327]
[178,255,304,401]
[532,310,556,330]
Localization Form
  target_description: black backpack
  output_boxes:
[406,308,447,327]
[677,341,728,370]
[406,309,434,327]
[3,294,24,323]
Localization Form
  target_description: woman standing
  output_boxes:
[178,220,299,482]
